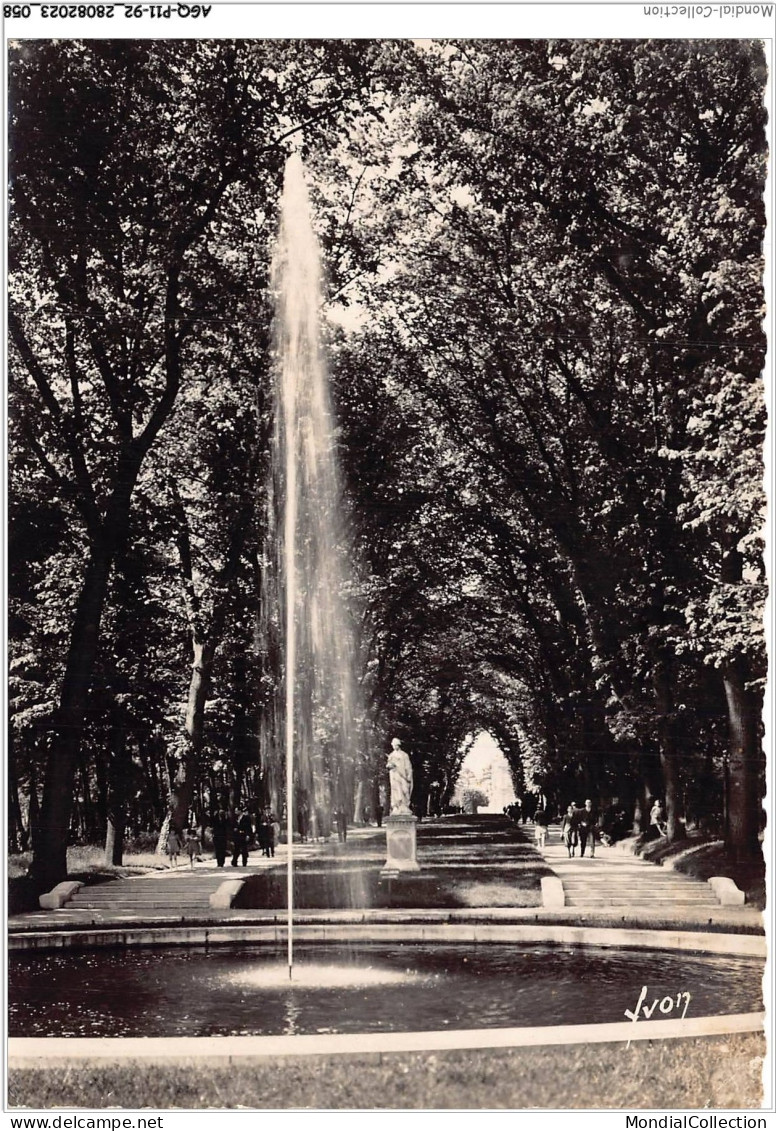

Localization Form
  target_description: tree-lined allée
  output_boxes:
[8,39,766,889]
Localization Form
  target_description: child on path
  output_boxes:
[534,806,548,849]
[184,827,202,870]
[166,828,181,869]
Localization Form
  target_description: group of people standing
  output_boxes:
[218,807,281,867]
[504,793,543,824]
[166,807,281,870]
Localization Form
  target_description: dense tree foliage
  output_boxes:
[8,38,767,884]
[333,38,766,856]
[8,38,381,882]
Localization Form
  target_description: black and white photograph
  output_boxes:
[4,15,772,1115]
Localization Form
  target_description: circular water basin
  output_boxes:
[9,943,763,1038]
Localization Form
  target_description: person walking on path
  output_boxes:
[334,806,348,842]
[577,799,598,857]
[166,827,182,869]
[231,808,253,867]
[256,810,271,857]
[265,810,277,858]
[650,799,667,838]
[184,827,201,870]
[561,804,579,857]
[212,809,229,867]
[533,805,549,849]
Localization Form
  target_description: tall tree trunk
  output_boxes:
[138,740,163,829]
[30,548,112,886]
[165,470,255,835]
[94,744,108,840]
[28,754,41,852]
[8,732,28,853]
[156,812,172,858]
[78,754,98,842]
[720,547,762,860]
[617,750,639,819]
[352,780,365,823]
[634,750,659,834]
[723,662,761,860]
[653,654,681,841]
[104,817,124,867]
[230,652,250,814]
[9,778,28,853]
[170,638,216,833]
[104,710,130,866]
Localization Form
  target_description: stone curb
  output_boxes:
[708,875,746,906]
[38,881,82,910]
[541,876,565,908]
[7,921,766,958]
[209,879,246,909]
[9,902,764,937]
[8,1012,765,1067]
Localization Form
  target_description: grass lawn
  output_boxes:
[7,1033,765,1110]
[237,816,551,909]
[631,834,766,909]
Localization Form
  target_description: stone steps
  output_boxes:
[564,899,714,907]
[561,881,711,892]
[565,901,717,910]
[561,887,712,895]
[559,874,708,883]
[60,852,293,915]
[563,882,714,891]
[531,823,722,910]
[71,884,223,890]
[72,907,219,914]
[72,900,220,909]
[561,881,718,908]
[562,888,714,897]
[71,890,226,902]
[563,883,715,890]
[68,904,226,913]
[67,874,234,915]
[564,902,718,909]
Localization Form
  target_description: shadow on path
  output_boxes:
[239,814,552,909]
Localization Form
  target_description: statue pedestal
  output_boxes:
[380,813,420,877]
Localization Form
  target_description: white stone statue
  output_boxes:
[387,737,413,815]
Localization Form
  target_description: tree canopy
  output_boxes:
[7,38,767,884]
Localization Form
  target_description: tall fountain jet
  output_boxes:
[268,152,362,979]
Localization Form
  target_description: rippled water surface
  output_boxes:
[9,943,763,1037]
